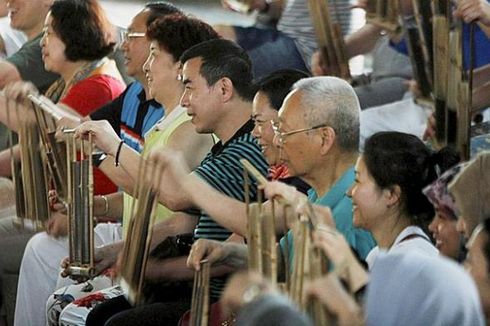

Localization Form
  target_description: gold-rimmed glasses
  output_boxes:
[271,121,327,145]
[120,31,146,43]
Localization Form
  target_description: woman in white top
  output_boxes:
[347,131,459,269]
[0,0,26,58]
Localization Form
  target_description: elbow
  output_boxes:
[162,195,188,212]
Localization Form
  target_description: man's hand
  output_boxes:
[3,81,38,103]
[454,0,490,25]
[187,239,248,272]
[45,211,68,238]
[222,0,267,12]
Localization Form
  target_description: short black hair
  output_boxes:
[180,39,255,101]
[364,132,460,228]
[147,15,219,62]
[144,1,183,27]
[254,69,309,111]
[50,0,114,61]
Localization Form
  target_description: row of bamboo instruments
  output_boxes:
[4,92,96,277]
[308,0,479,160]
[241,159,333,325]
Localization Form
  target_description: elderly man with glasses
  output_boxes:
[152,76,376,271]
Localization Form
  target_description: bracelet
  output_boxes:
[100,195,109,216]
[114,140,124,167]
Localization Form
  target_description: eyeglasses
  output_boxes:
[120,31,146,42]
[271,121,327,145]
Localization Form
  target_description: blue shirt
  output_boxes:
[280,167,376,266]
[90,82,163,153]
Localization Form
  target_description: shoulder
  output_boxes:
[61,76,126,115]
[72,75,125,98]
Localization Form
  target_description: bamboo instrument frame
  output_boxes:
[307,0,351,80]
[242,159,278,284]
[433,0,451,144]
[64,132,95,278]
[10,99,50,230]
[189,259,211,326]
[28,93,68,200]
[120,158,163,306]
[366,0,400,32]
[241,158,332,322]
[400,1,434,107]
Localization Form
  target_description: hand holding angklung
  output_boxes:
[74,120,121,156]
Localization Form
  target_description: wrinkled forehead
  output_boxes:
[277,89,305,127]
[128,10,150,31]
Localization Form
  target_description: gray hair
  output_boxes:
[292,76,360,152]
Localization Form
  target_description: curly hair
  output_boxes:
[50,0,115,61]
[146,14,219,63]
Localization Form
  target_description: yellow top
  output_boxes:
[122,107,190,238]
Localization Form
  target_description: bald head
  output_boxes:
[291,76,360,152]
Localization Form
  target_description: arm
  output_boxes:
[472,80,490,111]
[147,234,246,281]
[0,60,21,89]
[0,144,19,177]
[311,23,383,76]
[345,23,383,58]
[93,192,124,219]
[150,212,200,250]
[223,0,284,19]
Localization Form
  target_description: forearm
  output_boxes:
[99,155,137,194]
[345,24,383,58]
[345,261,369,294]
[0,61,21,89]
[472,81,490,111]
[472,63,490,88]
[154,256,236,280]
[0,145,19,177]
[93,192,123,218]
[0,95,30,132]
[150,212,199,250]
[183,174,248,236]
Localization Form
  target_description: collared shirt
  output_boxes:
[91,81,163,153]
[192,119,268,298]
[280,167,376,266]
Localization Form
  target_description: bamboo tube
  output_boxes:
[190,259,210,326]
[120,157,165,305]
[432,0,450,145]
[307,0,351,80]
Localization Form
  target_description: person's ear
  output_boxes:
[384,185,401,209]
[219,77,234,103]
[319,126,335,155]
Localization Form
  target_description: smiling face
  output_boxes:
[40,12,67,74]
[143,41,180,105]
[347,156,388,232]
[8,0,51,37]
[273,89,323,178]
[252,91,279,165]
[121,10,150,80]
[180,57,222,134]
[428,210,462,260]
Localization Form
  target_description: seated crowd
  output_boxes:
[0,0,490,325]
